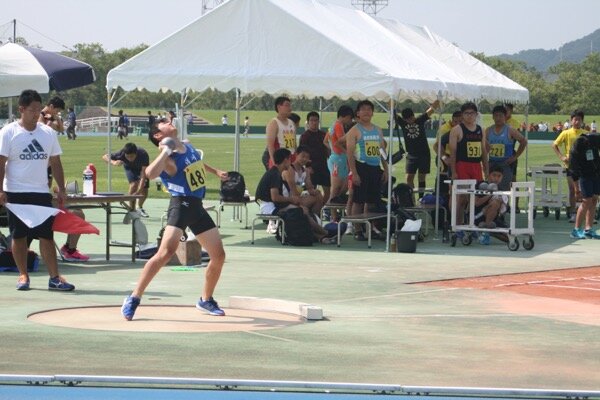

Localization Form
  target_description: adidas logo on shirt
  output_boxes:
[20,139,48,160]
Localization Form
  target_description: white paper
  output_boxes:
[5,203,62,228]
[401,219,422,232]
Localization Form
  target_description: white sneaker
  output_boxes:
[344,222,353,235]
[266,220,278,234]
[138,208,149,218]
[569,214,576,223]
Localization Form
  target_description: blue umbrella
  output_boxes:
[0,43,96,97]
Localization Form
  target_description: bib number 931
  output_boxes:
[467,141,481,158]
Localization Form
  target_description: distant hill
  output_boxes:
[497,28,600,71]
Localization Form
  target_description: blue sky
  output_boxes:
[1,0,599,56]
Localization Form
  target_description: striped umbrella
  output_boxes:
[0,43,96,97]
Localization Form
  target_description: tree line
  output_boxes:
[2,42,599,117]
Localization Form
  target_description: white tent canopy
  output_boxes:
[106,0,530,250]
[107,0,527,103]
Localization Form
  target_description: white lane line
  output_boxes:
[243,330,297,342]
[328,287,461,303]
[538,284,600,292]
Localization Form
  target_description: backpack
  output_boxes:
[391,183,414,211]
[220,171,246,202]
[277,208,314,246]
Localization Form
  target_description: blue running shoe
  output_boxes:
[196,297,225,316]
[48,276,75,291]
[121,295,141,321]
[584,229,600,239]
[16,275,30,291]
[570,228,586,239]
[478,233,490,245]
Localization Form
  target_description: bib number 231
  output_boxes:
[185,160,207,191]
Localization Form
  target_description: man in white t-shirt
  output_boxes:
[0,89,75,292]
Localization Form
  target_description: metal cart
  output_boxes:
[450,180,535,251]
[528,165,570,220]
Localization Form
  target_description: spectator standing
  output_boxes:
[117,110,127,140]
[243,116,250,137]
[0,89,74,291]
[221,114,228,126]
[39,96,65,134]
[569,133,600,239]
[344,100,388,241]
[102,143,150,217]
[449,102,488,227]
[265,96,296,169]
[147,111,156,133]
[66,107,77,140]
[552,110,589,223]
[396,100,440,198]
[483,105,527,190]
[591,120,597,133]
[300,111,330,202]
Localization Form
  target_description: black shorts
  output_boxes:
[311,167,331,188]
[405,152,431,174]
[125,170,149,189]
[352,162,382,204]
[6,192,54,240]
[405,153,431,174]
[166,196,216,235]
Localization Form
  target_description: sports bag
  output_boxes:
[220,171,246,202]
[277,208,313,246]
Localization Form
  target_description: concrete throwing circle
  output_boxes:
[28,305,303,333]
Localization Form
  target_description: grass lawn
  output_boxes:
[116,107,600,131]
[60,134,564,201]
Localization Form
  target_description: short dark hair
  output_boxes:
[274,96,291,112]
[148,122,161,146]
[296,145,310,155]
[118,109,123,115]
[571,109,585,120]
[401,108,414,120]
[273,148,291,165]
[461,102,478,113]
[18,89,42,107]
[306,111,319,121]
[490,165,504,175]
[123,143,138,154]
[451,110,462,119]
[492,105,507,115]
[356,100,374,113]
[337,105,354,119]
[289,113,301,125]
[47,96,65,110]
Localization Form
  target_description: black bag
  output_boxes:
[277,208,313,246]
[0,250,39,272]
[220,171,246,202]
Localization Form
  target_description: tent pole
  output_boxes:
[234,89,241,172]
[107,90,113,191]
[433,92,443,240]
[386,98,395,252]
[524,102,529,182]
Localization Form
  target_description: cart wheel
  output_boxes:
[522,236,534,251]
[450,234,457,247]
[543,207,549,218]
[533,209,537,219]
[507,237,520,251]
[555,208,561,220]
[462,233,472,246]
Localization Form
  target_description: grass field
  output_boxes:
[117,107,600,130]
[60,134,564,201]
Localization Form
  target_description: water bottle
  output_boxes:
[390,233,397,252]
[83,165,94,196]
[87,163,97,194]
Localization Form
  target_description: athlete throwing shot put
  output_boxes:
[122,120,229,320]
